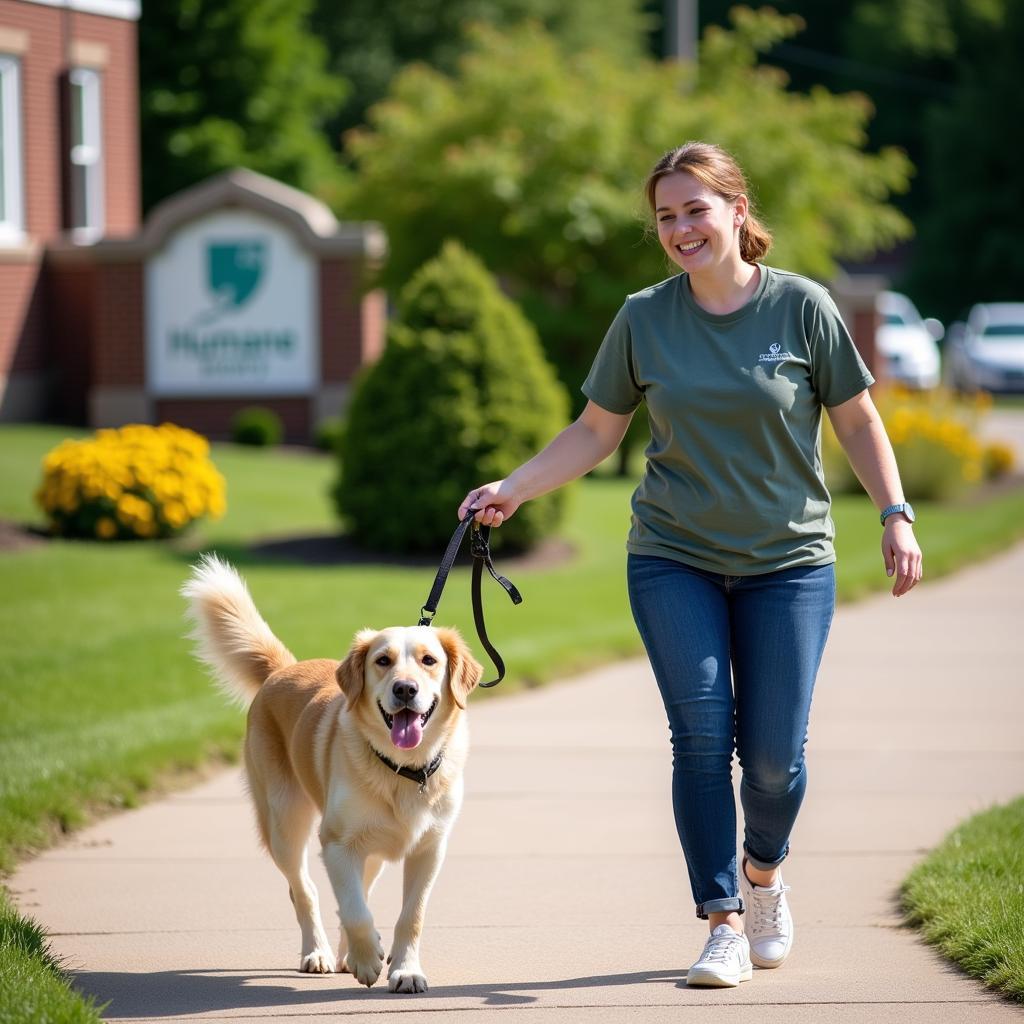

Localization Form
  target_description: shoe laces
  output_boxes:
[748,882,791,933]
[700,930,745,965]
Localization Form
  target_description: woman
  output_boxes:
[458,141,922,988]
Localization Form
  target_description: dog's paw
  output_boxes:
[347,934,385,988]
[300,949,337,974]
[388,968,428,994]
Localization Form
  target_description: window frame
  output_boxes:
[0,54,25,243]
[67,65,104,242]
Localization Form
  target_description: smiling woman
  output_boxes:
[459,139,924,989]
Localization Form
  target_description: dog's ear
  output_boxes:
[336,629,377,710]
[436,627,484,710]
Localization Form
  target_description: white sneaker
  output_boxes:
[686,924,752,988]
[739,861,794,968]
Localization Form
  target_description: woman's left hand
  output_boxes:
[882,518,922,597]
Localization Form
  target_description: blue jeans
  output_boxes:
[626,553,835,919]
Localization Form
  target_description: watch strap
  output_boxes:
[880,502,910,525]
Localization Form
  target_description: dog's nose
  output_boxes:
[392,680,419,704]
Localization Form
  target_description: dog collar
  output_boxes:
[371,747,445,793]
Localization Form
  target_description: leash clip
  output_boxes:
[470,522,489,559]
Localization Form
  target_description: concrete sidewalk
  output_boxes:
[11,545,1024,1023]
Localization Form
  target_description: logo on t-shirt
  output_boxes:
[758,342,793,363]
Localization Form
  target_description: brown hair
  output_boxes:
[644,142,772,263]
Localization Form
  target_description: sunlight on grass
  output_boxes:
[2,423,1024,873]
[902,798,1024,1003]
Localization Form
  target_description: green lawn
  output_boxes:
[0,899,105,1022]
[1,422,1024,1020]
[902,797,1024,1003]
[3,422,1024,869]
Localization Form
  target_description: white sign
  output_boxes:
[146,210,317,395]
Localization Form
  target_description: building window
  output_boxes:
[68,67,104,242]
[0,55,25,242]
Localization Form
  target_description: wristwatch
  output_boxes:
[880,502,915,526]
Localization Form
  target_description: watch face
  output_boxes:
[903,503,916,523]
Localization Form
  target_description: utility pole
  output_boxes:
[665,0,698,61]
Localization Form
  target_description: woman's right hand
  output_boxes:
[458,480,522,527]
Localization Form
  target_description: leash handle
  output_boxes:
[417,509,522,687]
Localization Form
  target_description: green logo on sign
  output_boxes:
[208,241,265,308]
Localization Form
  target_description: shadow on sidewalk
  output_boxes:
[75,966,693,1018]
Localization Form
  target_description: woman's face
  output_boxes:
[653,171,747,276]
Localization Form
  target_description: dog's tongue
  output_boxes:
[391,709,423,750]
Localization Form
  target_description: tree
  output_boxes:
[334,241,569,553]
[904,1,1024,321]
[310,0,655,147]
[841,0,1006,224]
[139,0,348,211]
[693,2,1013,318]
[345,9,912,439]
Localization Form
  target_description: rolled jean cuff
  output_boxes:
[743,843,789,873]
[695,897,744,920]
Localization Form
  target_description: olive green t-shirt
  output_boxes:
[582,265,874,575]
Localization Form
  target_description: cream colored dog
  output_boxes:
[181,555,482,993]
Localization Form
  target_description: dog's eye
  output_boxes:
[375,655,392,667]
[422,654,437,666]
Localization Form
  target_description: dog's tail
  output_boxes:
[181,554,296,708]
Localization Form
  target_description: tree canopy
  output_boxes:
[904,1,1024,320]
[139,0,347,211]
[345,9,912,413]
[310,0,655,149]
[335,241,568,552]
[694,0,1017,318]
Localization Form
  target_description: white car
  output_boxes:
[947,303,1024,394]
[875,291,943,390]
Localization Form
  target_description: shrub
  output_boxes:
[983,441,1015,480]
[823,387,991,501]
[35,423,226,540]
[334,240,570,553]
[314,415,345,453]
[887,410,982,499]
[231,406,284,447]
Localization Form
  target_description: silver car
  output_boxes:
[947,303,1024,393]
[875,291,943,390]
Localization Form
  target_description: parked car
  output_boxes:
[946,303,1024,393]
[875,291,943,390]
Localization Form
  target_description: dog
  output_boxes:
[181,554,483,993]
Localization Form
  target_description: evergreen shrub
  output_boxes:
[822,387,997,501]
[231,406,283,447]
[334,240,570,553]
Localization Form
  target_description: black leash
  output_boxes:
[417,508,522,687]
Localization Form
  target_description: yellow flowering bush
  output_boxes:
[35,423,227,540]
[823,387,1004,501]
[983,440,1016,481]
[884,404,983,500]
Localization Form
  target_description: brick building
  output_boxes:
[1,0,140,421]
[0,0,384,441]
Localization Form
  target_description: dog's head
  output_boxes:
[335,626,483,752]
